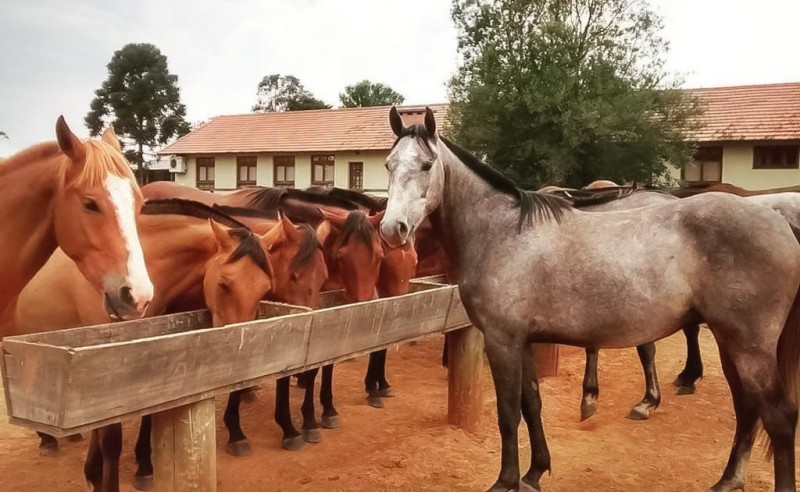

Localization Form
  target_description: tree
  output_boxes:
[448,0,703,189]
[85,43,190,183]
[0,131,6,139]
[339,80,405,107]
[252,74,331,112]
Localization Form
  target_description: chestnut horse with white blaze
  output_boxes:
[0,116,152,331]
[381,106,800,492]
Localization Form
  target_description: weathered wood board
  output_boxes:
[2,281,468,436]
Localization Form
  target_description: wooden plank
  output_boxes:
[152,399,216,492]
[56,313,312,429]
[305,286,451,366]
[446,327,484,432]
[2,341,71,427]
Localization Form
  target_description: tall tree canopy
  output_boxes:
[252,74,331,112]
[339,80,405,107]
[85,43,190,178]
[448,0,702,188]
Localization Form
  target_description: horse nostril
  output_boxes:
[120,286,134,307]
[398,221,409,236]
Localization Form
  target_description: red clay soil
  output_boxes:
[0,330,796,491]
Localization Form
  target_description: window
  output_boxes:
[349,162,364,190]
[312,154,335,187]
[753,145,799,169]
[274,156,295,188]
[196,157,215,190]
[237,156,257,188]
[683,146,722,183]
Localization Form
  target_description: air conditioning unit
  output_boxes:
[168,155,186,173]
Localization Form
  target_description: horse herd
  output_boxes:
[1,111,800,492]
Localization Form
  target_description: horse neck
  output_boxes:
[0,152,62,312]
[138,216,219,315]
[430,142,516,277]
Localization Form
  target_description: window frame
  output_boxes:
[196,157,216,190]
[273,155,296,188]
[682,146,723,184]
[348,161,364,190]
[236,156,257,188]
[311,154,335,187]
[753,144,800,170]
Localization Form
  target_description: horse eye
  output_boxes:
[421,162,433,172]
[83,199,101,213]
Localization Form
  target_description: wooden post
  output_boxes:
[533,343,560,377]
[446,326,484,432]
[152,398,217,492]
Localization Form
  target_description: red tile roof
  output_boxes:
[688,82,800,142]
[160,104,449,155]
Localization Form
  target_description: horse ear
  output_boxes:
[316,220,332,246]
[209,219,234,251]
[101,125,122,153]
[259,220,285,252]
[368,210,386,229]
[389,106,405,137]
[279,211,302,241]
[55,115,86,164]
[424,107,436,136]
[319,208,348,228]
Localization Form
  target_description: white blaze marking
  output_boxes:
[105,175,154,306]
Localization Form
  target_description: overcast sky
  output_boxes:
[2,0,799,157]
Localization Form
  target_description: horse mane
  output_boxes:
[438,136,571,231]
[142,198,247,229]
[324,187,388,212]
[291,223,323,271]
[211,204,278,220]
[241,186,359,211]
[335,210,377,253]
[543,183,662,209]
[226,228,271,276]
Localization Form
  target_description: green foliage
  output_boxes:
[339,80,405,107]
[252,74,331,112]
[85,43,190,171]
[448,0,703,189]
[0,131,7,139]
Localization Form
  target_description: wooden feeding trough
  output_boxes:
[1,278,484,491]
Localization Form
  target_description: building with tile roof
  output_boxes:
[159,83,800,193]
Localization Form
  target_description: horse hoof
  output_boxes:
[675,383,696,395]
[626,406,650,421]
[321,415,340,429]
[580,399,597,421]
[132,475,154,491]
[302,428,322,444]
[367,396,384,408]
[281,435,306,451]
[226,440,252,457]
[38,444,58,457]
[378,387,395,398]
[66,433,84,442]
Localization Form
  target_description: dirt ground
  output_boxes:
[0,329,795,491]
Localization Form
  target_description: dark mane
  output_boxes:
[439,136,571,230]
[317,187,387,212]
[241,186,359,211]
[336,210,377,253]
[212,204,278,220]
[291,223,323,271]
[543,184,663,209]
[142,198,247,229]
[226,228,271,276]
[391,124,435,156]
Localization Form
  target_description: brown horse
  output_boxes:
[13,202,312,491]
[672,181,800,197]
[0,117,152,332]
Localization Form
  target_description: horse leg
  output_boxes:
[674,323,704,395]
[627,343,661,420]
[300,368,322,443]
[320,364,340,429]
[37,432,58,456]
[376,349,393,397]
[133,415,154,491]
[84,429,103,491]
[581,347,599,421]
[442,336,449,368]
[99,423,122,492]
[484,339,523,492]
[520,345,551,491]
[275,376,304,450]
[708,350,763,491]
[223,390,251,456]
[365,352,383,407]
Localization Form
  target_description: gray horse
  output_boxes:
[380,106,800,492]
[571,189,800,423]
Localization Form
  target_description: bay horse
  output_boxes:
[0,117,152,332]
[672,181,800,198]
[380,106,800,492]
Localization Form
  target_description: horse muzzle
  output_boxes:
[380,218,412,247]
